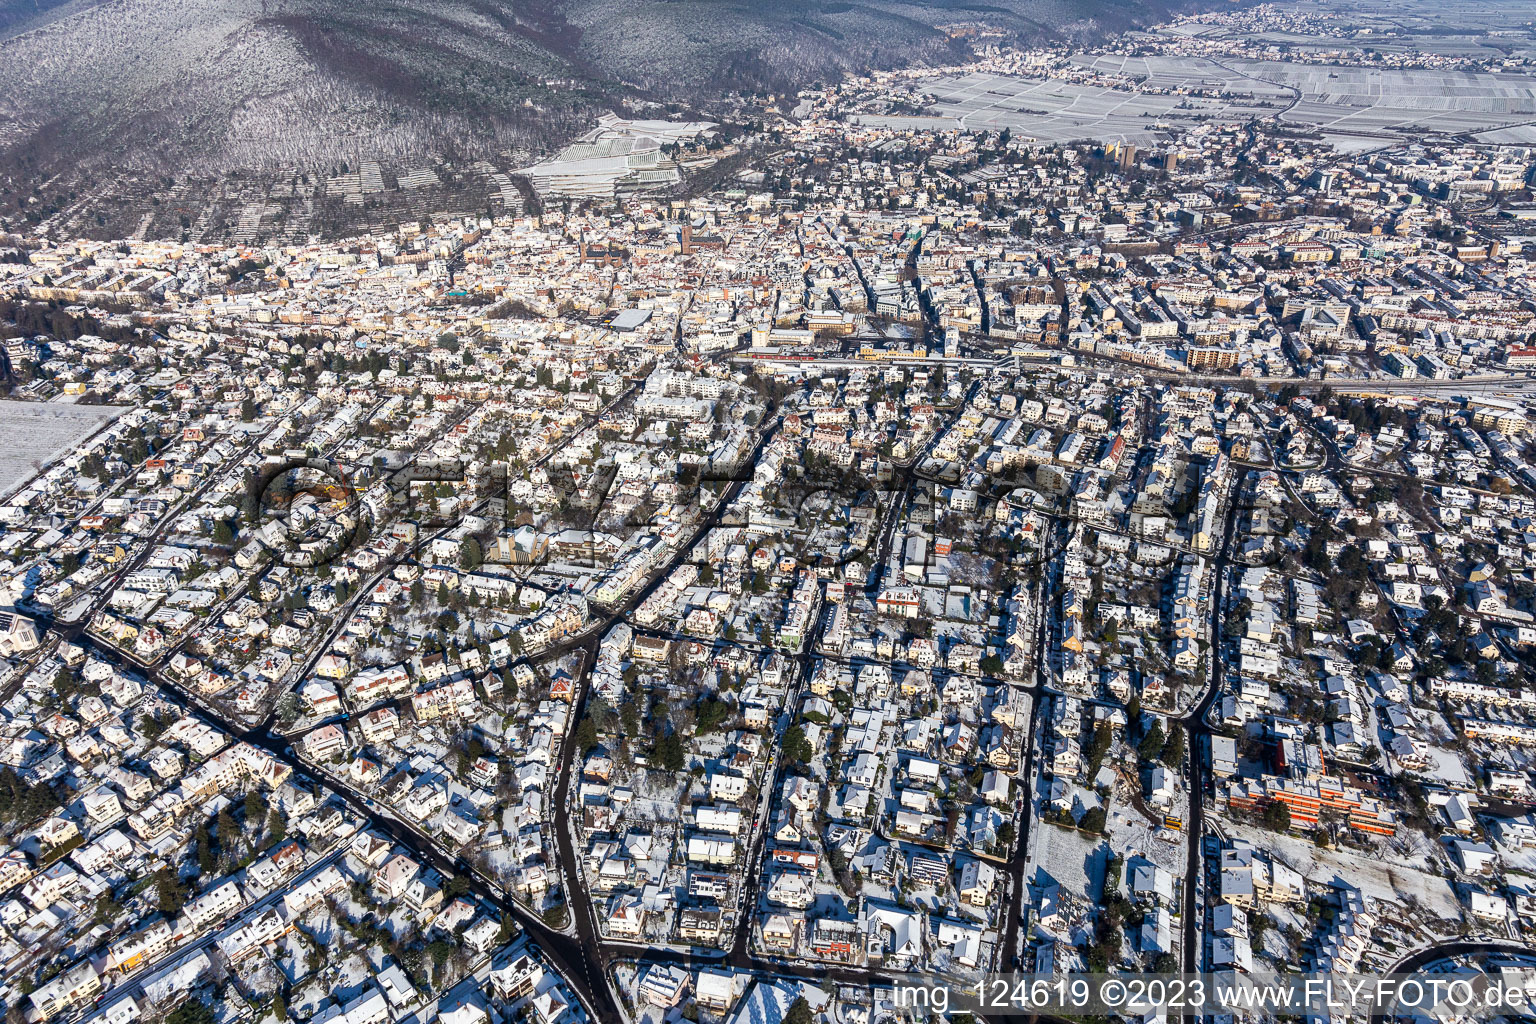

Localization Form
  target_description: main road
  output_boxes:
[1178,470,1242,975]
[733,347,1536,402]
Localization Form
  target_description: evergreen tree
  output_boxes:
[782,724,813,765]
[574,717,599,756]
[459,536,483,570]
[195,823,215,875]
[1262,801,1292,832]
[1161,725,1186,768]
[156,867,187,915]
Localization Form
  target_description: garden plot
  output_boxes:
[1026,818,1112,901]
[1106,795,1187,876]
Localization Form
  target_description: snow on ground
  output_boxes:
[1028,819,1111,900]
[276,932,311,985]
[289,977,329,1019]
[1421,743,1474,788]
[1499,841,1536,877]
[1422,711,1459,746]
[303,906,339,946]
[1106,797,1186,874]
[485,840,523,884]
[241,959,281,1000]
[1226,822,1459,919]
[0,399,122,497]
[626,772,689,822]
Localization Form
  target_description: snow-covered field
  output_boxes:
[0,400,122,498]
[883,57,1536,151]
[1226,821,1460,920]
[1106,791,1188,875]
[1028,818,1111,901]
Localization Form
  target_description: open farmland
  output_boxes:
[0,400,121,497]
[869,56,1536,152]
[1250,61,1536,145]
[854,67,1279,144]
[1073,53,1297,101]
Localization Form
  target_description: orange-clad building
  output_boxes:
[1225,775,1396,836]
